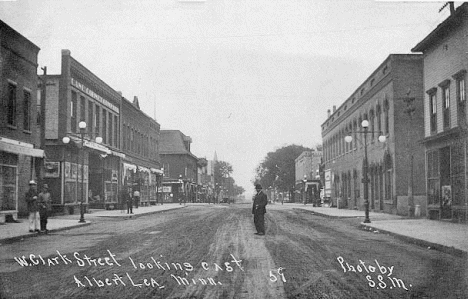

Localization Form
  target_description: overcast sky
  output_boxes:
[0,0,457,196]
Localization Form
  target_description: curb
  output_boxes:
[0,222,92,244]
[92,205,187,219]
[360,224,467,258]
[293,208,363,219]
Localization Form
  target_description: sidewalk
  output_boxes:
[0,204,185,243]
[287,203,468,257]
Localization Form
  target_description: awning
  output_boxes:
[138,166,150,173]
[151,168,164,174]
[0,140,44,158]
[110,150,125,158]
[123,162,137,172]
[83,140,111,155]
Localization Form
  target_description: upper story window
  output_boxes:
[439,80,451,129]
[7,82,17,127]
[427,88,437,134]
[71,91,77,133]
[23,89,31,132]
[454,70,466,126]
[80,96,86,121]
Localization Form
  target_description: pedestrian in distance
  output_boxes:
[126,188,133,214]
[133,190,140,208]
[252,184,268,235]
[25,180,40,233]
[38,184,52,234]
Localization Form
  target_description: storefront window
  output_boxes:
[1,164,17,211]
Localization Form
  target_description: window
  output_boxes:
[109,113,113,146]
[429,91,437,133]
[88,100,93,133]
[102,110,107,144]
[23,89,31,131]
[384,99,389,135]
[7,83,17,126]
[442,85,450,129]
[94,105,100,136]
[455,72,466,126]
[80,96,86,121]
[71,91,77,132]
[376,104,382,133]
[114,115,118,148]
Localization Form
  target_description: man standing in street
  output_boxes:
[252,184,268,235]
[25,180,39,233]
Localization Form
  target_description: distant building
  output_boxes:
[121,96,162,206]
[321,54,426,215]
[0,20,42,219]
[295,151,322,204]
[159,130,198,203]
[412,3,468,221]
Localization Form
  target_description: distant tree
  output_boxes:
[254,144,312,195]
[213,160,244,196]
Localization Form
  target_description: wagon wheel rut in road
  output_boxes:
[174,210,286,299]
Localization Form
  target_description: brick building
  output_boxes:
[412,3,468,221]
[0,20,43,219]
[121,96,162,206]
[321,54,426,216]
[160,130,198,203]
[295,150,322,204]
[41,50,123,213]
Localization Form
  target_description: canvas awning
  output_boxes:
[0,140,44,157]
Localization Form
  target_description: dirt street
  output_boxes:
[0,204,466,298]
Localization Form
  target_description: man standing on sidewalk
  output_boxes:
[252,184,268,235]
[38,184,52,233]
[25,180,39,233]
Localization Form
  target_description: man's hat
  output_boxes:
[255,184,262,190]
[29,180,37,185]
[43,184,49,189]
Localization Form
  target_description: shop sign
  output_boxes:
[44,162,60,178]
[70,78,119,113]
[159,186,172,193]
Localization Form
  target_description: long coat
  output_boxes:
[252,190,268,214]
[25,188,39,213]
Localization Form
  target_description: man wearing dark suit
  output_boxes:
[252,184,268,235]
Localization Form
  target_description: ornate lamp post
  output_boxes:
[62,121,102,223]
[345,120,386,223]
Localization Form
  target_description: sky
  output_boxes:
[0,0,458,196]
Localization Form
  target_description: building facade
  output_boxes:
[0,21,43,219]
[412,3,468,221]
[321,54,426,215]
[160,130,198,203]
[41,50,123,213]
[295,150,323,205]
[121,96,162,206]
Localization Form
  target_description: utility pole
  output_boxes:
[38,66,47,184]
[403,90,416,217]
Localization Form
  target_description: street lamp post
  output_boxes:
[160,168,164,205]
[62,121,102,223]
[303,174,307,205]
[345,120,386,223]
[178,175,183,205]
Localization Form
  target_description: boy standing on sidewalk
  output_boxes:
[25,180,39,232]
